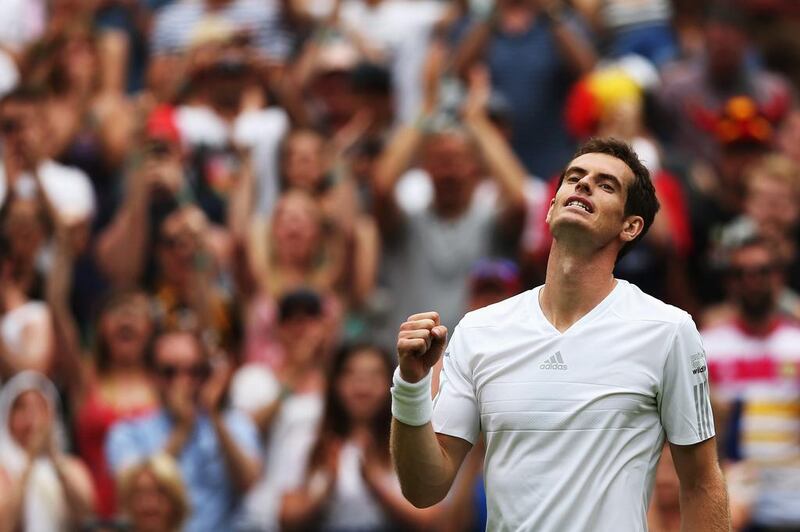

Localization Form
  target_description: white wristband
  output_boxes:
[391,367,433,426]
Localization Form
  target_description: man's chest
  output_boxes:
[469,323,669,434]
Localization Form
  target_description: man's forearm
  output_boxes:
[679,468,731,532]
[390,420,458,508]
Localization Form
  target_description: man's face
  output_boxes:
[726,244,781,322]
[546,152,641,252]
[0,101,42,165]
[422,134,477,216]
[153,333,208,403]
[745,175,800,238]
[705,22,747,82]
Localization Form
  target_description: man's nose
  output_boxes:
[575,175,592,194]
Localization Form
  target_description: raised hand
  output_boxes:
[200,357,232,415]
[396,312,448,383]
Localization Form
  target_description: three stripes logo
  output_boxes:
[693,381,713,439]
[540,351,568,370]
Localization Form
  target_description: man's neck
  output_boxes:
[539,243,618,332]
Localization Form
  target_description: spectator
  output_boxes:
[740,154,800,296]
[371,51,526,348]
[106,330,261,532]
[703,235,800,530]
[150,206,237,352]
[656,5,792,165]
[683,95,774,306]
[573,0,677,66]
[0,195,54,379]
[150,0,291,63]
[454,0,596,177]
[0,371,95,531]
[281,343,442,530]
[0,87,96,226]
[66,291,159,518]
[118,452,189,532]
[25,24,134,198]
[231,288,329,530]
[337,0,446,123]
[247,190,346,303]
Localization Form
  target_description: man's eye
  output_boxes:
[600,184,614,192]
[566,175,579,182]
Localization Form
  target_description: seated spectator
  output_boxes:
[703,234,800,530]
[230,289,329,530]
[106,330,261,532]
[118,453,189,532]
[281,343,442,530]
[0,371,95,531]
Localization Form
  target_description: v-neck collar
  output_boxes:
[530,279,626,336]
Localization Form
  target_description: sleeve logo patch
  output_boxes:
[691,352,707,375]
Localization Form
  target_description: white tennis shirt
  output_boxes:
[432,280,714,531]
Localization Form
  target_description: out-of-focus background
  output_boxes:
[0,0,798,530]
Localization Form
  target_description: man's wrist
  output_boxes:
[391,367,433,426]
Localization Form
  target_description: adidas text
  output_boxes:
[540,351,568,370]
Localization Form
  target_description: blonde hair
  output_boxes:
[248,190,345,298]
[746,153,800,195]
[118,453,189,531]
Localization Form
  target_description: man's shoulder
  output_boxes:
[613,280,690,326]
[459,290,533,330]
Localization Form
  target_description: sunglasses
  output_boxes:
[156,363,210,381]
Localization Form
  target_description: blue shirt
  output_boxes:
[488,14,590,179]
[106,409,260,532]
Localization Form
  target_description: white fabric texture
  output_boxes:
[0,160,96,223]
[390,367,432,426]
[432,280,714,531]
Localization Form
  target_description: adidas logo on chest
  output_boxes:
[540,351,568,370]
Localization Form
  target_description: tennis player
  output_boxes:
[390,138,730,531]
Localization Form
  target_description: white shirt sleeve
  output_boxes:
[432,325,480,445]
[658,315,715,445]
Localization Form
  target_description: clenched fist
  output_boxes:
[397,312,448,383]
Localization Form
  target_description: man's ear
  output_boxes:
[545,197,556,224]
[620,215,645,243]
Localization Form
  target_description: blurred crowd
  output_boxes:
[0,0,799,530]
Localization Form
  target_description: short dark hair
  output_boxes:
[557,137,660,260]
